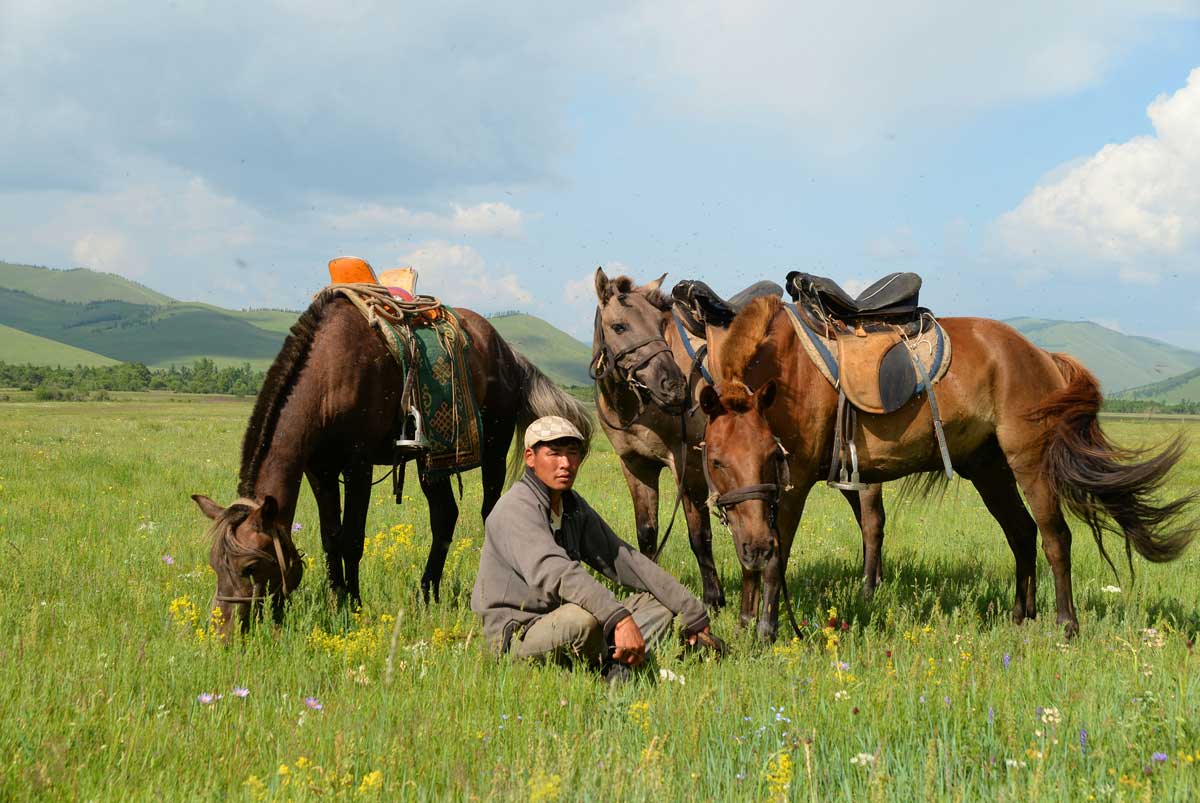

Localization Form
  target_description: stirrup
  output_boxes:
[394,407,429,453]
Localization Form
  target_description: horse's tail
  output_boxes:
[506,348,595,484]
[1028,351,1197,579]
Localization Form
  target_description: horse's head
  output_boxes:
[191,493,304,640]
[593,267,687,408]
[699,380,790,572]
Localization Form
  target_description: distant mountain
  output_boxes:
[0,262,593,383]
[1113,366,1200,404]
[488,312,591,386]
[1005,317,1200,393]
[0,261,173,305]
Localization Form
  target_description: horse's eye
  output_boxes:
[610,323,627,334]
[712,458,724,470]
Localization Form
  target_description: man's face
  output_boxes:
[524,438,583,491]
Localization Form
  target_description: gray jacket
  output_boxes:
[471,469,710,652]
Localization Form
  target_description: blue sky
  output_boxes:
[2,2,1199,348]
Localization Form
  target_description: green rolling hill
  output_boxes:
[0,323,119,367]
[0,262,594,383]
[488,312,591,386]
[1005,317,1200,393]
[1113,367,1200,404]
[0,261,174,305]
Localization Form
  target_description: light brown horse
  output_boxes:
[191,290,591,639]
[593,270,887,614]
[699,296,1196,640]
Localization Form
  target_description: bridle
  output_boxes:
[589,305,681,429]
[701,436,792,529]
[702,431,807,639]
[210,498,303,608]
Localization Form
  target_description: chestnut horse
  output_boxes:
[699,296,1196,640]
[593,269,888,614]
[191,290,592,639]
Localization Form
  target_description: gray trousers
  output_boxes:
[512,592,675,666]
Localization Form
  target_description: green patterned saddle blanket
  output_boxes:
[379,307,484,478]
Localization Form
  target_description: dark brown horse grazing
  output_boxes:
[191,290,592,639]
[699,296,1197,640]
[592,269,888,615]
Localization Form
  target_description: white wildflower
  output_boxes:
[1040,707,1062,725]
[850,753,876,766]
[658,668,686,686]
[1101,585,1121,594]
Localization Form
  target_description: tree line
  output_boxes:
[0,359,266,397]
[1,359,1195,412]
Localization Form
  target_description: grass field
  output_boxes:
[1,398,1199,801]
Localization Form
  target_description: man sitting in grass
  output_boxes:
[471,415,724,681]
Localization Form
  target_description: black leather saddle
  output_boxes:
[671,279,784,336]
[785,271,922,321]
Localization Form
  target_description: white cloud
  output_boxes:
[393,240,532,311]
[326,201,524,238]
[994,66,1200,278]
[621,1,1196,152]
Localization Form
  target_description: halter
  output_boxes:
[590,307,679,430]
[210,498,303,608]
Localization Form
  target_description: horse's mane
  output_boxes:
[608,275,672,311]
[719,295,781,388]
[237,293,333,497]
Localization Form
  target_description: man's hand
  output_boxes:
[611,616,646,667]
[686,626,727,658]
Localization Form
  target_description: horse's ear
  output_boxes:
[192,494,224,521]
[594,266,611,303]
[756,379,777,412]
[699,385,725,418]
[642,272,667,295]
[259,495,279,525]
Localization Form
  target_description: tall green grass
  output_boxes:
[1,400,1198,800]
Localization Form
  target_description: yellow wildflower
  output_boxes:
[357,770,383,796]
[764,751,793,800]
[528,769,562,803]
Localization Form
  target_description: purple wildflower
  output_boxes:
[988,706,994,726]
[233,686,249,698]
[162,555,175,565]
[197,692,215,704]
[1152,752,1168,763]
[292,522,303,532]
[836,661,850,672]
[919,694,926,704]
[1079,729,1088,753]
[943,696,951,706]
[1036,706,1044,717]
[304,696,323,711]
[1003,653,1011,669]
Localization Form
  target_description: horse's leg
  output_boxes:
[1009,463,1078,636]
[339,463,372,608]
[682,490,725,609]
[969,459,1039,625]
[618,455,662,556]
[306,465,346,597]
[419,474,458,604]
[841,483,886,598]
[480,418,515,522]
